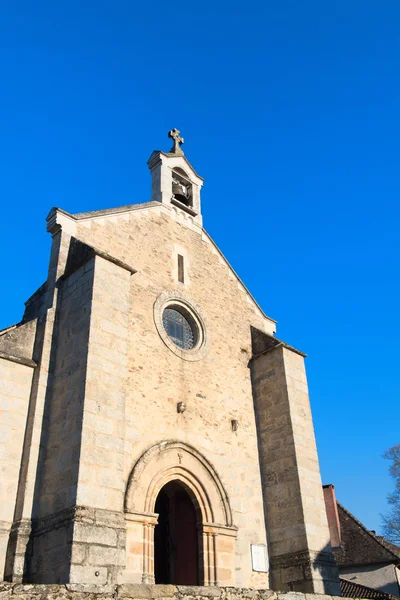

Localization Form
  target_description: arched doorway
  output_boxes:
[154,481,199,585]
[124,441,237,585]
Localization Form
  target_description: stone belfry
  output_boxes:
[147,128,204,228]
[0,129,339,594]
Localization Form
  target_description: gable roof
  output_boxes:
[334,502,400,567]
[71,201,161,220]
[340,577,399,600]
[147,150,204,181]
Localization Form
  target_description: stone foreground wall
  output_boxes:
[0,583,362,600]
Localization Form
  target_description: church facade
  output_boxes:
[0,131,339,594]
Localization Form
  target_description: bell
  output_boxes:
[172,182,189,205]
[172,181,186,198]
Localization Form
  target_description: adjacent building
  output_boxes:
[324,485,400,598]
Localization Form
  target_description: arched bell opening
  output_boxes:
[154,480,202,585]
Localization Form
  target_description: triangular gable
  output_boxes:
[47,202,277,332]
[0,318,37,362]
[147,150,204,182]
[200,229,276,328]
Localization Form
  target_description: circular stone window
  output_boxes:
[154,292,209,361]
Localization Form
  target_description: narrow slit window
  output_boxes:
[178,254,184,283]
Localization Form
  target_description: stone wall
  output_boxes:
[1,199,340,591]
[0,583,354,600]
[5,228,76,583]
[70,255,131,585]
[73,204,275,588]
[250,345,338,594]
[0,319,37,359]
[0,357,35,579]
[24,256,96,583]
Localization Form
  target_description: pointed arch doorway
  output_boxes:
[154,480,199,585]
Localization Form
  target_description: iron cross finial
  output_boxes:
[168,128,184,155]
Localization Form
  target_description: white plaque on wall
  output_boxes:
[251,544,268,572]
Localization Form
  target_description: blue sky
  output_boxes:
[1,1,399,533]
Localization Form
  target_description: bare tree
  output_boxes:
[382,444,400,544]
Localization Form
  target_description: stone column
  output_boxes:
[250,340,340,594]
[201,524,237,587]
[124,512,158,584]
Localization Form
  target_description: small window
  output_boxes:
[178,254,184,283]
[162,306,198,350]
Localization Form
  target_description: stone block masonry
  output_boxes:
[0,357,35,579]
[250,343,339,594]
[0,583,366,600]
[71,204,274,588]
[1,204,340,589]
[25,253,131,585]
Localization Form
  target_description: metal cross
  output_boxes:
[168,128,184,154]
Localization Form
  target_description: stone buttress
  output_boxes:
[250,328,340,594]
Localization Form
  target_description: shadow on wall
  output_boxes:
[249,327,340,595]
[6,238,95,583]
[4,309,53,582]
[29,241,95,583]
[312,542,341,596]
[271,543,340,594]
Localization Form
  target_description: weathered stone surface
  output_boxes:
[176,586,221,597]
[0,319,37,361]
[74,524,118,548]
[66,581,116,594]
[0,356,35,579]
[256,591,276,600]
[13,584,63,594]
[251,347,340,594]
[0,581,365,600]
[118,584,176,598]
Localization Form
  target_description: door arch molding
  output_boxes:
[124,441,237,585]
[125,440,233,526]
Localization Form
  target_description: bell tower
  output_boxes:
[147,129,204,227]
